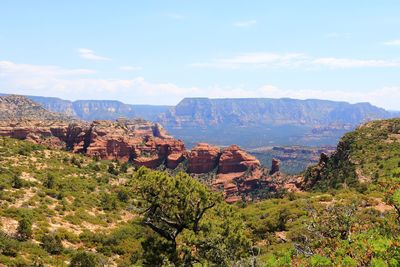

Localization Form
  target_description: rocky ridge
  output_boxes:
[0,95,71,120]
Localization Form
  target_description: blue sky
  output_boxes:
[1,0,400,109]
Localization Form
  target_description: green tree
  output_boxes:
[0,231,20,256]
[12,174,23,189]
[100,193,118,211]
[40,234,63,255]
[43,174,56,189]
[17,217,33,241]
[133,167,250,266]
[69,251,99,267]
[119,162,129,173]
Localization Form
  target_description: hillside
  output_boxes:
[304,118,400,191]
[0,95,71,121]
[1,120,400,265]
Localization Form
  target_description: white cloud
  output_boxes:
[192,52,400,69]
[234,20,257,27]
[1,60,400,109]
[383,39,400,46]
[78,48,111,61]
[0,61,200,105]
[119,66,142,72]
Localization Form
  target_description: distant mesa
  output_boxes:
[1,93,393,127]
[159,97,392,128]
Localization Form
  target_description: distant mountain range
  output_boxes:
[0,93,171,121]
[1,93,397,147]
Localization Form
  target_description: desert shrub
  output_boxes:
[17,217,33,241]
[0,232,20,257]
[12,174,23,189]
[100,193,118,211]
[40,234,63,255]
[119,162,129,173]
[43,174,56,189]
[69,251,99,267]
[107,164,119,176]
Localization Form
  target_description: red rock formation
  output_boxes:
[269,158,280,175]
[218,145,260,173]
[0,118,305,203]
[0,119,185,169]
[187,143,221,173]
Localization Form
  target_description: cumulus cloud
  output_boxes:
[234,20,257,27]
[383,39,400,46]
[192,52,400,69]
[78,48,111,61]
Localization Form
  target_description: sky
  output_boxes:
[1,1,400,110]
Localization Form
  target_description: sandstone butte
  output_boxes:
[0,118,303,202]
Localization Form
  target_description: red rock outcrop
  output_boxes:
[0,119,185,169]
[218,145,260,173]
[187,143,220,173]
[269,158,280,175]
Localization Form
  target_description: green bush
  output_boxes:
[17,217,33,241]
[69,251,99,267]
[40,234,63,255]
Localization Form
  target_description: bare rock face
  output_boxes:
[187,143,221,173]
[269,158,281,175]
[218,145,260,173]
